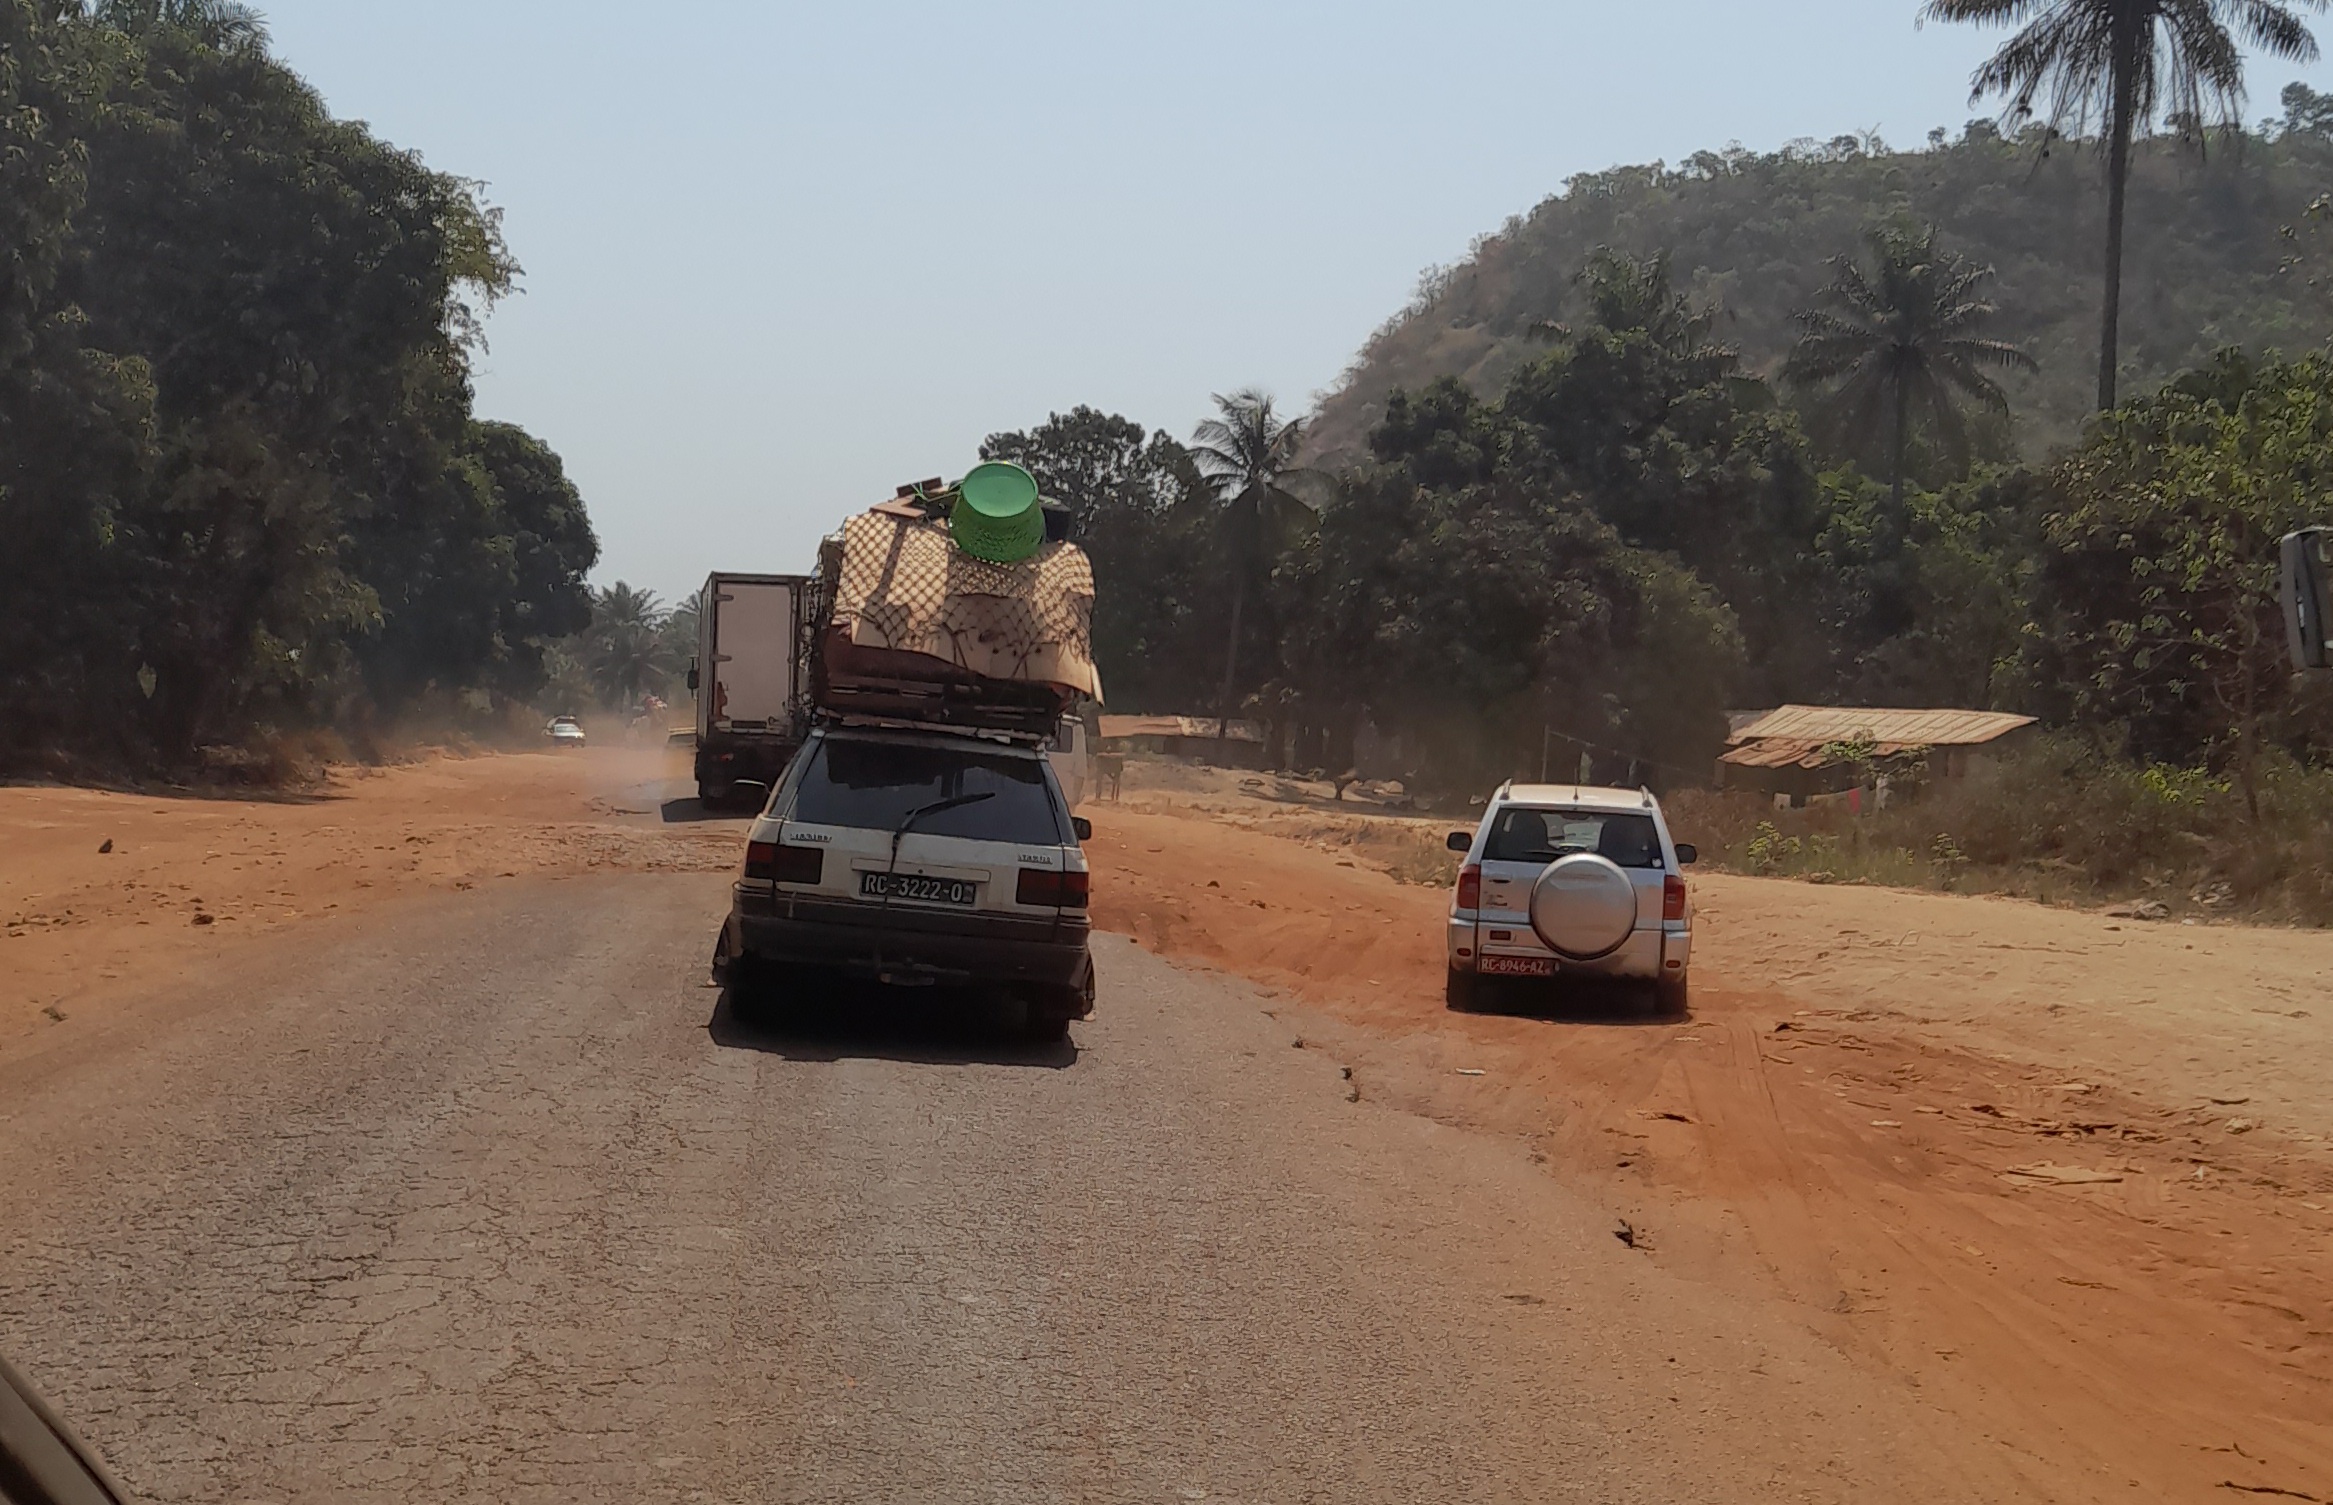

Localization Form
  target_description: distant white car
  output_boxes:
[1443,782,1696,1014]
[544,715,588,749]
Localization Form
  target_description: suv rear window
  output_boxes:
[790,737,1067,844]
[1483,807,1664,868]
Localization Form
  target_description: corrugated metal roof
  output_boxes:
[1099,714,1266,743]
[1719,737,1933,770]
[1727,705,2036,749]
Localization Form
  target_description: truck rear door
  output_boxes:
[706,576,803,731]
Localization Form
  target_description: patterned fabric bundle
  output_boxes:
[830,511,1102,700]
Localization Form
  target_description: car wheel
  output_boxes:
[1024,1013,1073,1044]
[1026,962,1093,1041]
[1445,966,1477,1012]
[727,955,781,1027]
[1654,973,1690,1016]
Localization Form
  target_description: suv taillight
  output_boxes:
[1455,865,1481,910]
[745,840,823,885]
[1017,867,1090,908]
[1663,873,1687,921]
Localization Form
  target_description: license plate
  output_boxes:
[859,872,977,906]
[1478,954,1555,978]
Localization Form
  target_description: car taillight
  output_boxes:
[1017,867,1090,908]
[1456,865,1481,910]
[745,840,823,885]
[1664,873,1687,921]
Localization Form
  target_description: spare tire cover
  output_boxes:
[1530,852,1638,959]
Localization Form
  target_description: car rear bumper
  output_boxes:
[1446,915,1689,980]
[728,886,1092,991]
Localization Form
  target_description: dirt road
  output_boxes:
[1088,773,2333,1503]
[4,749,2329,1501]
[0,877,2007,1503]
[0,749,731,1044]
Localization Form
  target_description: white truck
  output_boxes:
[689,572,815,805]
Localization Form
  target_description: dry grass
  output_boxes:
[1662,736,2333,925]
[1113,743,2333,924]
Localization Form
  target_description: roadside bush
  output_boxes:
[1663,733,2333,924]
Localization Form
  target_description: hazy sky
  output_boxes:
[253,1,2333,603]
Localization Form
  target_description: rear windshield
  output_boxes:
[1483,807,1664,868]
[789,737,1066,844]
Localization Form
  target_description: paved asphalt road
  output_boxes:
[0,875,2003,1503]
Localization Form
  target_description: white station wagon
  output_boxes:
[1443,783,1696,1013]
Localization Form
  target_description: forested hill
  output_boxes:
[1310,110,2333,464]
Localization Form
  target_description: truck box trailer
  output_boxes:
[691,572,815,804]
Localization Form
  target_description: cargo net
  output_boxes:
[832,512,1101,699]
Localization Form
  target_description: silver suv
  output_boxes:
[1443,783,1696,1013]
[715,725,1096,1039]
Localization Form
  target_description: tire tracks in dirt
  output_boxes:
[1088,800,2333,1502]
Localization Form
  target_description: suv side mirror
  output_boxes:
[686,663,701,692]
[1446,830,1472,853]
[1675,843,1698,866]
[2282,528,2332,670]
[1071,816,1093,842]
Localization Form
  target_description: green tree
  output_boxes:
[1375,252,1844,705]
[1277,470,1743,790]
[1922,0,2324,409]
[90,0,266,51]
[2025,349,2333,808]
[1189,390,1318,737]
[980,407,1224,711]
[582,583,673,711]
[1783,225,2036,520]
[2278,78,2333,133]
[0,3,594,772]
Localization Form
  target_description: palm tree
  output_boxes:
[583,582,673,710]
[93,0,270,52]
[1189,390,1317,742]
[1922,0,2322,410]
[1784,225,2038,516]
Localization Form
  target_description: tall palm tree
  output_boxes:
[1785,225,2037,516]
[1189,390,1316,742]
[1922,0,2322,410]
[584,582,673,710]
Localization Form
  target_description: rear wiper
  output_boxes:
[871,791,995,977]
[887,791,996,876]
[893,791,994,840]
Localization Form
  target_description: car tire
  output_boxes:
[1445,966,1478,1013]
[1654,973,1690,1016]
[727,955,782,1027]
[700,782,732,807]
[1026,961,1094,1041]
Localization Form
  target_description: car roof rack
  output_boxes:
[818,712,1049,747]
